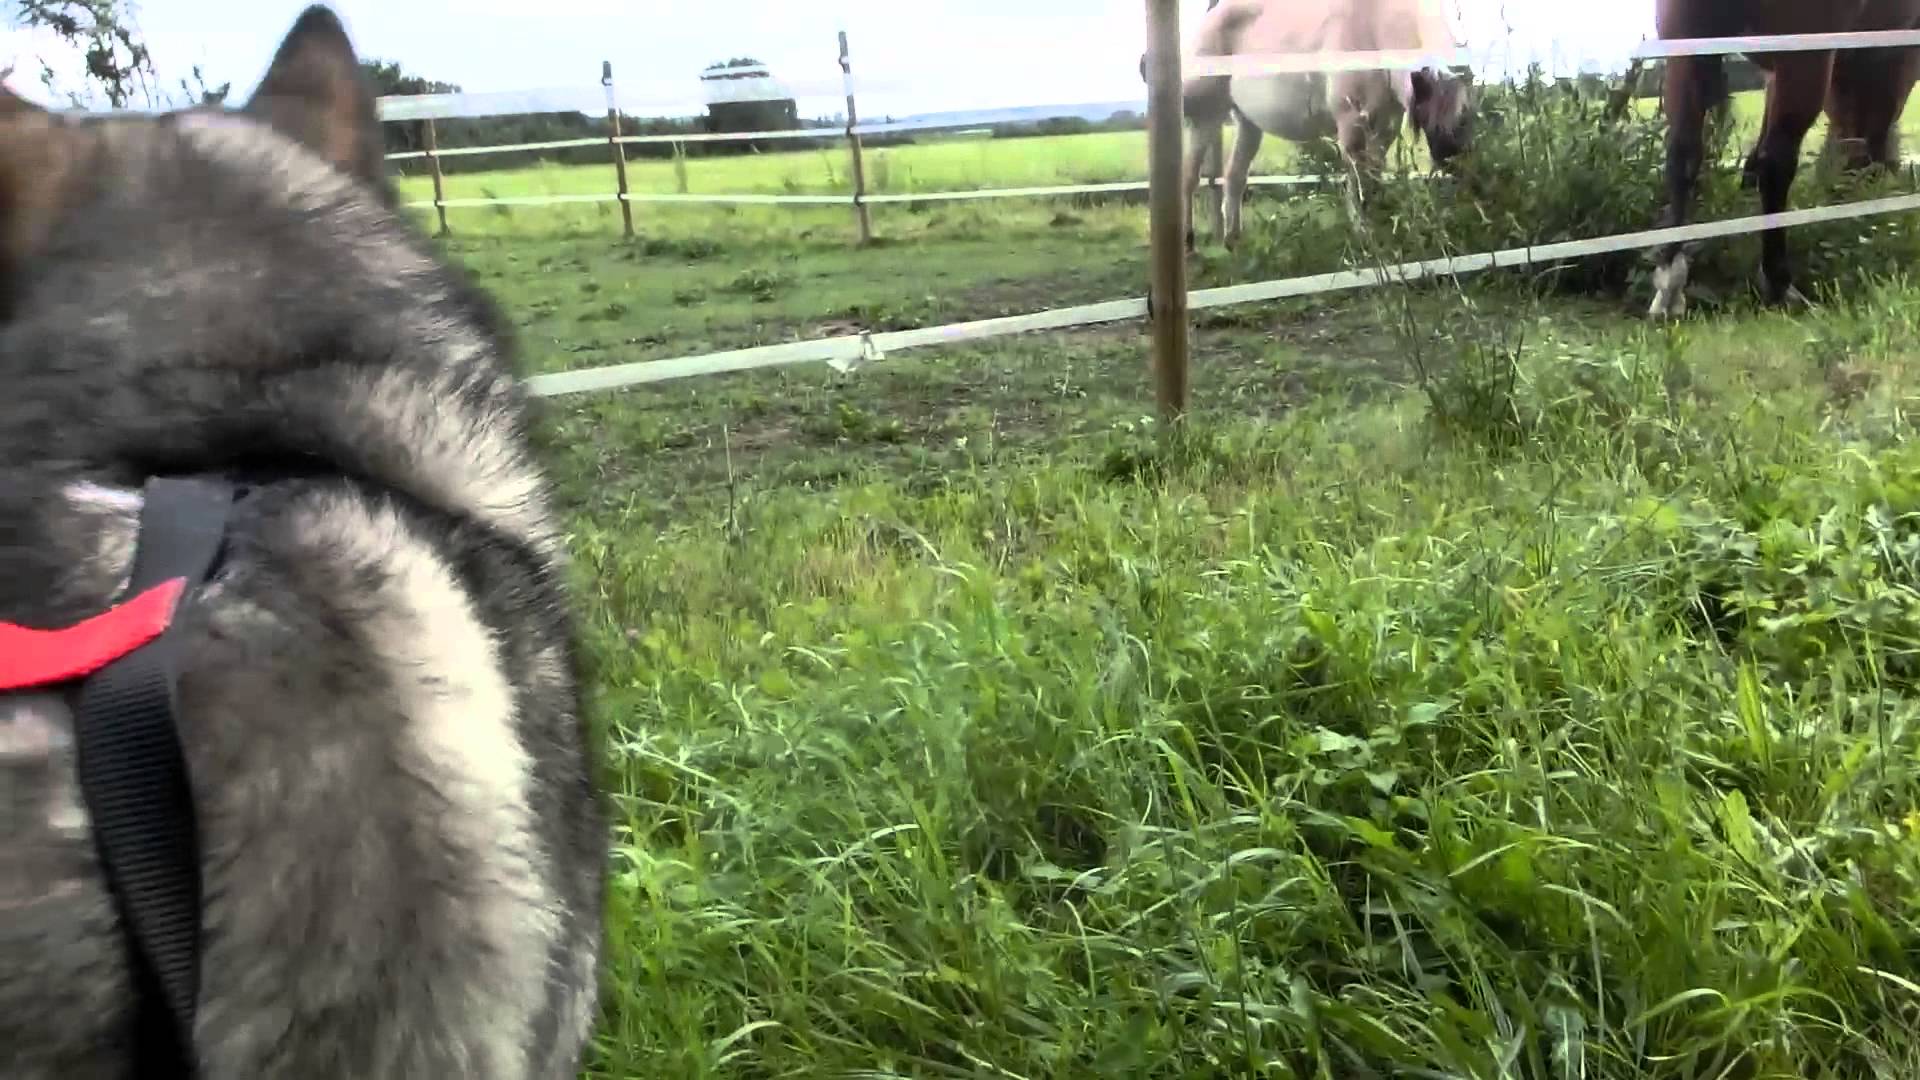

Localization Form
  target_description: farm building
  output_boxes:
[700,59,800,149]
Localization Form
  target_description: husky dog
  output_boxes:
[0,6,606,1077]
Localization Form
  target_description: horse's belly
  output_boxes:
[1231,74,1333,141]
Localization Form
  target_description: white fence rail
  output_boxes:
[365,26,1920,401]
[395,174,1347,212]
[1630,28,1920,60]
[524,191,1920,398]
[376,48,1917,218]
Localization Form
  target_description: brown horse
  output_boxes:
[1650,0,1920,318]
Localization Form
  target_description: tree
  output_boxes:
[1633,57,1768,99]
[178,62,226,106]
[10,0,155,107]
[359,58,464,162]
[359,57,460,99]
[1726,58,1767,94]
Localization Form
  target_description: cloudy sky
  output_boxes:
[4,1,1659,118]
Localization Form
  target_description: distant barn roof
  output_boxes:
[700,64,794,106]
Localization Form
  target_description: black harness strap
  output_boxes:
[72,476,237,1079]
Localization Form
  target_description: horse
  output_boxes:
[1141,0,1473,252]
[1649,0,1920,318]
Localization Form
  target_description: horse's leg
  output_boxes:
[1180,75,1232,252]
[1183,120,1224,252]
[1650,54,1726,319]
[1221,110,1264,250]
[1825,53,1873,171]
[1325,74,1386,220]
[1182,122,1209,253]
[1181,129,1200,252]
[1332,104,1377,220]
[1205,122,1226,241]
[1878,48,1920,168]
[1741,73,1773,190]
[1750,54,1830,307]
[1827,47,1917,172]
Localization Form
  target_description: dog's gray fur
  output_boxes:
[0,6,606,1077]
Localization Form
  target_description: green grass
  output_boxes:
[558,278,1920,1078]
[449,205,1154,376]
[402,129,1305,206]
[405,83,1920,1077]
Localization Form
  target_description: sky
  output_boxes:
[3,1,1660,119]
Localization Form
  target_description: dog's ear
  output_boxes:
[243,5,386,191]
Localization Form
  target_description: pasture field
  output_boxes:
[396,86,1920,213]
[424,91,1920,1076]
[412,129,1293,203]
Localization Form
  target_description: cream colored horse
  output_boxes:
[1175,0,1473,251]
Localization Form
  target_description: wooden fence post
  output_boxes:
[838,30,875,246]
[603,60,635,239]
[1144,0,1191,423]
[424,118,450,237]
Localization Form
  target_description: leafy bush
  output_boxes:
[1236,66,1920,306]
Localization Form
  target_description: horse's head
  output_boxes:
[1408,66,1474,164]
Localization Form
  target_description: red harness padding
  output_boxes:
[0,578,187,692]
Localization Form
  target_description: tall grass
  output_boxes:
[575,274,1920,1076]
[1226,68,1920,309]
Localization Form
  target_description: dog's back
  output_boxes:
[0,7,605,1076]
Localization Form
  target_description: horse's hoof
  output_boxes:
[1760,269,1811,310]
[1771,284,1812,310]
[1648,253,1690,319]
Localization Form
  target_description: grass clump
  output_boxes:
[1235,66,1920,311]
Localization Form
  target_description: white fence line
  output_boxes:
[397,149,1910,213]
[423,192,856,208]
[371,26,1920,125]
[375,76,906,122]
[388,136,612,162]
[370,30,1920,127]
[374,25,1920,401]
[381,105,1155,165]
[1631,29,1920,60]
[1185,49,1464,78]
[523,191,1920,398]
[396,174,1338,212]
[857,176,1323,204]
[616,128,844,146]
[378,87,611,122]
